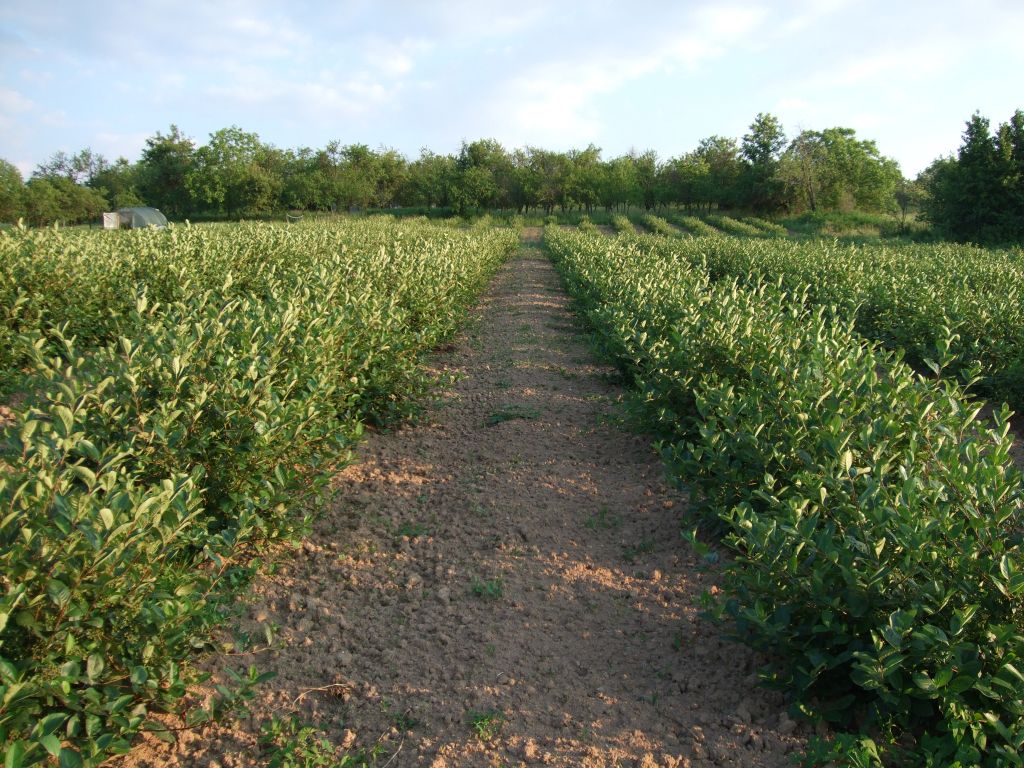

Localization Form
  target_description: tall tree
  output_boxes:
[779,128,900,213]
[0,159,24,222]
[694,136,742,209]
[187,126,281,217]
[34,148,109,185]
[91,158,143,208]
[137,125,196,217]
[741,112,787,213]
[921,110,1024,242]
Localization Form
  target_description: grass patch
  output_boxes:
[621,538,656,564]
[486,404,540,426]
[470,577,504,600]
[585,505,623,530]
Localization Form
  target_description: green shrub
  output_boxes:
[706,214,765,237]
[0,218,517,766]
[545,225,1024,765]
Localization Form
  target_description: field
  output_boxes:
[1,217,1022,767]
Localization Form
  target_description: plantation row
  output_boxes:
[615,226,1024,413]
[0,219,518,766]
[545,226,1023,766]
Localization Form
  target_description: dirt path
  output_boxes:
[123,229,806,767]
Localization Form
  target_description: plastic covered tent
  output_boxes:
[117,207,168,228]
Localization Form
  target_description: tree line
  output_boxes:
[0,113,908,226]
[1,109,1020,242]
[919,110,1024,244]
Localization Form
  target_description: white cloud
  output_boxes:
[487,3,770,148]
[814,45,950,89]
[363,37,433,78]
[0,87,34,113]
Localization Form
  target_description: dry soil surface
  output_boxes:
[118,229,809,767]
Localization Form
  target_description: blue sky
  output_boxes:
[2,1,1022,178]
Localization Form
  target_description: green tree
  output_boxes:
[564,145,603,213]
[631,150,659,210]
[400,148,455,208]
[694,135,742,209]
[740,112,787,213]
[779,128,901,213]
[0,159,24,222]
[137,125,196,217]
[658,154,709,210]
[598,155,638,212]
[91,158,143,208]
[187,126,282,217]
[921,110,1024,242]
[35,148,109,185]
[452,139,513,213]
[22,176,106,226]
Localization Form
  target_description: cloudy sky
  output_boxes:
[1,1,1022,178]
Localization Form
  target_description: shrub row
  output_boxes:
[610,213,636,235]
[705,214,766,237]
[663,213,720,237]
[0,218,517,766]
[639,214,682,237]
[545,226,1024,766]
[741,216,788,236]
[630,232,1024,413]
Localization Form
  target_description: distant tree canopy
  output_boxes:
[919,109,1024,244]
[1,113,911,226]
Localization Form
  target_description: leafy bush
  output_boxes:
[619,231,1024,414]
[639,214,681,237]
[741,216,788,236]
[706,214,765,237]
[546,225,1024,766]
[610,214,635,235]
[664,213,719,237]
[0,218,516,765]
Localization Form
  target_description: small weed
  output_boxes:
[259,716,386,767]
[468,709,505,741]
[396,521,431,538]
[494,378,512,389]
[554,365,579,380]
[585,506,622,531]
[484,643,496,657]
[621,538,656,564]
[394,710,419,731]
[470,577,504,600]
[470,503,490,517]
[486,404,540,426]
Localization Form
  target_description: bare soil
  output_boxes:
[118,229,808,767]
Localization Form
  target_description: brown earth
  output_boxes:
[117,229,809,767]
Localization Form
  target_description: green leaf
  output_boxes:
[4,742,26,768]
[840,450,853,473]
[47,579,72,608]
[99,508,115,529]
[53,406,74,437]
[70,465,96,487]
[36,712,67,737]
[86,654,105,682]
[39,734,62,757]
[58,749,83,768]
